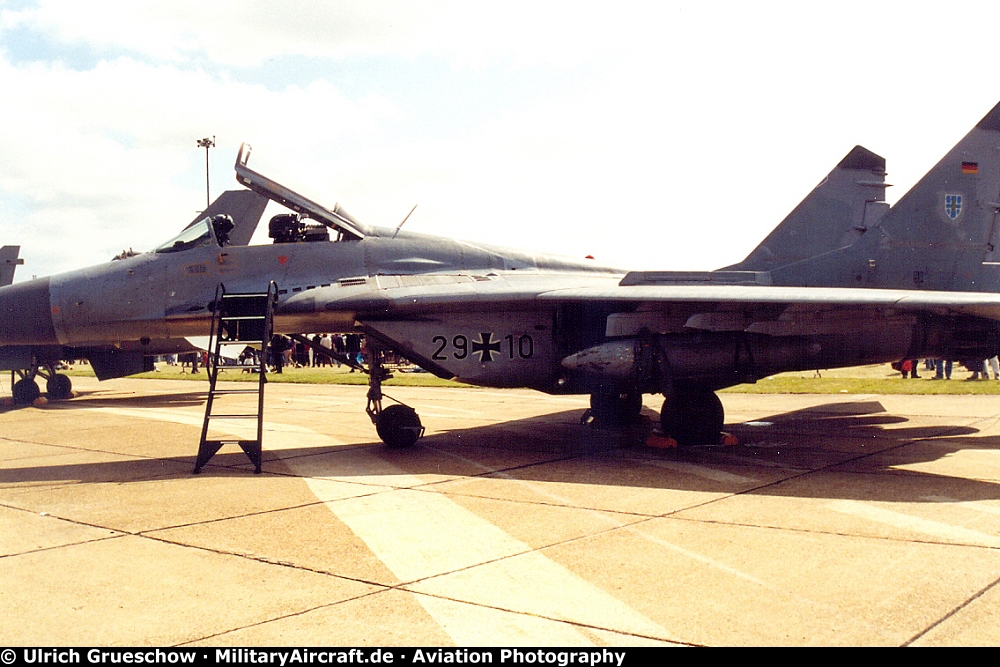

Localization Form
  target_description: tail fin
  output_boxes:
[771,101,1000,291]
[723,146,888,272]
[0,246,23,286]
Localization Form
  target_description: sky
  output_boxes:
[3,1,1000,281]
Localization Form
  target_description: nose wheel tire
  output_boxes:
[376,404,424,448]
[660,388,724,446]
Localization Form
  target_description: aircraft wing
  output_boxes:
[537,284,1000,319]
[276,272,1000,388]
[278,272,1000,324]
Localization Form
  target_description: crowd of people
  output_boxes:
[896,357,1000,380]
[156,333,373,375]
[262,333,365,373]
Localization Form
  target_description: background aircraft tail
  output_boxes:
[723,145,889,272]
[0,246,23,286]
[771,100,1000,293]
[182,189,269,246]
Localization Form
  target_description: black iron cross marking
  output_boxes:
[472,332,501,362]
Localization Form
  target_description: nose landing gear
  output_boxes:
[364,338,424,448]
[9,363,73,405]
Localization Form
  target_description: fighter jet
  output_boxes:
[4,101,1000,450]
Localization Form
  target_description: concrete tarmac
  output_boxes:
[2,374,1000,646]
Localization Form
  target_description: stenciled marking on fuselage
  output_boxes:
[432,333,534,362]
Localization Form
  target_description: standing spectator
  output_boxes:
[346,334,362,372]
[294,338,309,367]
[334,334,346,367]
[967,360,987,380]
[311,334,322,366]
[933,359,953,380]
[270,334,288,373]
[320,334,335,367]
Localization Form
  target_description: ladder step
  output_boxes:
[209,389,262,395]
[202,439,261,446]
[207,413,261,419]
[221,315,267,321]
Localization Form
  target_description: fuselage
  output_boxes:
[0,224,621,352]
[1,220,988,395]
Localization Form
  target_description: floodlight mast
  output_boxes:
[196,136,216,209]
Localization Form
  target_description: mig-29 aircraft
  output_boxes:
[4,101,1000,450]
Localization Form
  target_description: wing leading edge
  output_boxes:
[277,272,1000,323]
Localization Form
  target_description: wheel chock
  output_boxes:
[32,397,48,407]
[721,433,739,446]
[646,433,678,449]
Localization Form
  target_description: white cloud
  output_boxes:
[7,0,666,67]
[0,52,402,275]
[3,1,1000,280]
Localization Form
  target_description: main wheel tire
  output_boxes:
[660,388,724,446]
[46,374,73,400]
[12,379,41,405]
[376,404,423,448]
[590,390,643,426]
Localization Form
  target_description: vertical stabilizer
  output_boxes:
[0,246,23,286]
[722,146,888,272]
[772,101,1000,292]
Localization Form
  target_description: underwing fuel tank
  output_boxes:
[560,340,639,380]
[562,326,917,389]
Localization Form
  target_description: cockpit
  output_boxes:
[268,213,333,244]
[154,215,235,254]
[154,219,217,254]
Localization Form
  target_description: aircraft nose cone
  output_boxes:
[0,278,58,345]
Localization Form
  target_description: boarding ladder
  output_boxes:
[194,282,277,474]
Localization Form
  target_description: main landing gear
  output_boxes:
[658,387,724,447]
[10,364,73,405]
[588,389,644,426]
[365,339,424,448]
[586,385,725,446]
